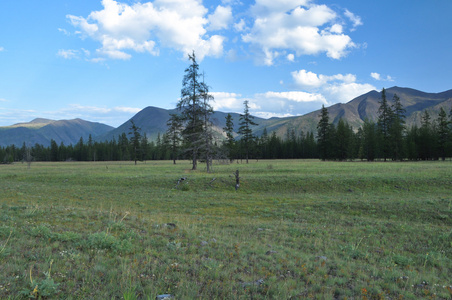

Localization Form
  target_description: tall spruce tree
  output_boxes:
[165,114,183,164]
[316,105,331,161]
[128,119,142,165]
[419,110,433,160]
[436,107,449,161]
[390,94,406,160]
[377,88,393,161]
[360,119,377,161]
[334,119,355,161]
[238,100,258,163]
[177,51,213,170]
[223,113,235,162]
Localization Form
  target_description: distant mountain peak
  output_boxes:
[6,118,56,129]
[1,87,450,147]
[29,118,55,124]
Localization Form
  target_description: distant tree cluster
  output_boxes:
[316,88,452,161]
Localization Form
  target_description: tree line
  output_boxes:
[316,88,452,161]
[1,57,451,166]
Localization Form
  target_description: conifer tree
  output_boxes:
[141,133,150,162]
[177,51,214,170]
[360,119,377,161]
[419,110,433,160]
[128,119,142,165]
[238,100,258,163]
[335,118,350,161]
[223,113,235,162]
[165,114,183,164]
[377,88,393,161]
[436,107,449,161]
[316,105,331,161]
[390,94,406,160]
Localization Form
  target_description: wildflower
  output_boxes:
[32,285,39,296]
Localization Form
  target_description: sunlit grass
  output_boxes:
[0,160,451,298]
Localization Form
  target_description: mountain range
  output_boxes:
[0,118,113,147]
[1,86,451,147]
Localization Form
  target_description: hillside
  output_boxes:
[0,119,114,147]
[1,86,451,147]
[267,86,452,136]
[114,86,451,141]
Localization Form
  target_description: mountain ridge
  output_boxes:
[0,118,114,147]
[1,86,451,147]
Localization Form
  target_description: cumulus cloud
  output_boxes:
[242,0,358,65]
[67,0,227,61]
[292,69,356,89]
[211,90,328,118]
[212,68,375,119]
[322,82,376,103]
[292,69,375,103]
[371,72,394,81]
[250,91,327,117]
[211,92,243,111]
[208,5,233,30]
[370,72,381,80]
[234,19,247,32]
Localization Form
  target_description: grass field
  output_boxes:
[0,160,451,299]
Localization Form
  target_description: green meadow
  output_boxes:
[0,160,451,299]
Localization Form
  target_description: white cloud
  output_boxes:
[329,24,343,34]
[211,69,375,118]
[58,28,71,36]
[254,91,326,114]
[211,92,243,111]
[292,69,375,104]
[208,6,233,30]
[66,104,140,114]
[292,69,325,88]
[113,106,142,113]
[242,1,357,65]
[371,72,394,82]
[370,72,381,80]
[0,46,4,52]
[67,0,226,61]
[260,91,327,104]
[344,9,363,30]
[211,90,328,118]
[234,19,246,32]
[323,82,376,103]
[57,49,80,59]
[287,53,295,62]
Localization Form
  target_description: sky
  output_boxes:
[1,0,451,127]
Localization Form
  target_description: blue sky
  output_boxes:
[1,0,451,127]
